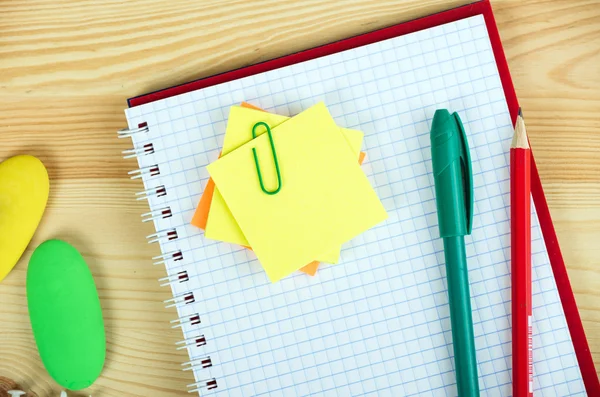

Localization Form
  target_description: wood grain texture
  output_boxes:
[1,0,599,395]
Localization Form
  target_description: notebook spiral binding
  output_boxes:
[118,124,218,394]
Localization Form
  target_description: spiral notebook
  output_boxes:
[118,1,598,395]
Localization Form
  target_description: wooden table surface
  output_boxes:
[1,0,599,395]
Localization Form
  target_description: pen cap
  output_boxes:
[430,109,473,237]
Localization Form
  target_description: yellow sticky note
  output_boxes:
[208,102,387,282]
[205,106,364,263]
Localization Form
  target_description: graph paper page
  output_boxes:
[125,14,585,397]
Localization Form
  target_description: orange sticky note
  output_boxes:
[191,102,366,276]
[301,261,319,276]
[192,173,216,230]
[239,102,263,111]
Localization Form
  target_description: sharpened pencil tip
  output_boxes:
[512,111,529,149]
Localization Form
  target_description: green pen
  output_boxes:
[430,109,479,396]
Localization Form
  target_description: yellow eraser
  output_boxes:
[0,155,49,282]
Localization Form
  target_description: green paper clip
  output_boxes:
[252,121,282,195]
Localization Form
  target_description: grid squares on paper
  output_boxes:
[125,14,585,397]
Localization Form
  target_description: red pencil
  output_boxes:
[511,108,532,397]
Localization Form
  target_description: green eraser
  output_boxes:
[27,240,106,390]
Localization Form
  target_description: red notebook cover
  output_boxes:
[128,0,599,393]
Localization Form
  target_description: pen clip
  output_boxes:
[453,112,473,235]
